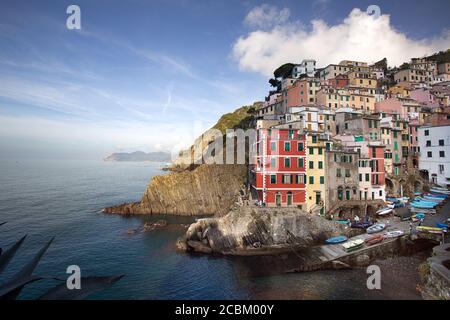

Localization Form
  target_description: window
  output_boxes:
[284,157,291,167]
[320,176,324,184]
[298,158,304,168]
[270,142,277,151]
[318,147,323,155]
[345,190,350,200]
[345,169,351,177]
[282,174,291,184]
[338,188,343,201]
[365,173,370,181]
[270,175,276,184]
[309,161,314,169]
[318,161,323,169]
[359,174,362,181]
[427,151,432,158]
[284,142,291,151]
[270,158,276,168]
[336,168,341,177]
[309,148,314,155]
[440,151,445,158]
[312,135,317,143]
[424,130,429,136]
[439,165,444,174]
[439,139,444,146]
[426,140,431,147]
[297,142,304,151]
[309,176,314,184]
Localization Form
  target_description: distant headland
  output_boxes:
[104,151,171,162]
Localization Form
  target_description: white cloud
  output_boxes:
[233,8,450,77]
[244,4,290,29]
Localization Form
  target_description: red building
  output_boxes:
[250,127,307,207]
[328,74,349,88]
[369,144,386,199]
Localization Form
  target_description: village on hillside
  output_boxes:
[249,51,450,219]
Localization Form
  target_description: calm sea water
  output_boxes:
[0,159,424,299]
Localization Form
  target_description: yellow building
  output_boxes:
[347,70,378,89]
[348,92,376,113]
[388,83,412,98]
[305,132,332,214]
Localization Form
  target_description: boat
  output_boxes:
[367,223,386,234]
[386,201,395,209]
[384,230,404,238]
[351,221,373,229]
[409,201,437,209]
[342,238,364,252]
[336,219,349,225]
[419,196,444,203]
[416,226,448,234]
[409,207,436,214]
[325,236,348,244]
[376,207,393,216]
[425,193,447,199]
[412,213,425,222]
[430,187,450,195]
[436,223,449,229]
[365,234,384,246]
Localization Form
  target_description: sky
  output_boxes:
[0,0,449,160]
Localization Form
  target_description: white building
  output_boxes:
[292,59,317,78]
[418,125,450,188]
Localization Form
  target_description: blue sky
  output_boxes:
[0,0,449,159]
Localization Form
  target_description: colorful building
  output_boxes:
[250,126,307,208]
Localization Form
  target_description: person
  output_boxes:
[354,215,360,223]
[347,218,351,227]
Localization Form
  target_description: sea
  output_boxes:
[0,158,425,299]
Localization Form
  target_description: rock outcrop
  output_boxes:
[104,164,247,216]
[104,104,257,216]
[177,207,349,254]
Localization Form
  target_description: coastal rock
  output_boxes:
[331,261,352,270]
[104,164,247,216]
[355,254,371,266]
[187,240,213,254]
[181,207,349,254]
[103,104,256,217]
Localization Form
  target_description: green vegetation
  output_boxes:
[273,63,295,79]
[426,49,450,64]
[212,105,254,133]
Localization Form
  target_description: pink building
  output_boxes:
[375,98,406,118]
[286,79,309,108]
[410,88,435,104]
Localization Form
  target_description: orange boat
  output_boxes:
[365,234,384,246]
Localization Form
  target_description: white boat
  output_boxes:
[376,207,393,216]
[430,187,450,195]
[384,230,404,238]
[367,223,386,234]
[342,238,364,252]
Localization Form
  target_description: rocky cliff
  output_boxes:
[104,164,247,216]
[176,207,351,254]
[104,104,258,216]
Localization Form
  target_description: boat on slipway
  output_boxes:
[367,223,386,234]
[342,238,364,252]
[325,236,348,244]
[384,230,404,238]
[376,207,393,216]
[365,234,384,246]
